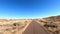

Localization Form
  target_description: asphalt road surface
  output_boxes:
[22,20,50,34]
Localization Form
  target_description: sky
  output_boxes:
[0,0,60,19]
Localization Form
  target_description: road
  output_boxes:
[22,20,50,34]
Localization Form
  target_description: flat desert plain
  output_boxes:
[0,19,49,34]
[0,16,60,34]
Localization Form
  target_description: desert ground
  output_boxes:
[0,16,60,34]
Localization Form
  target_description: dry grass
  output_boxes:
[0,17,60,34]
[0,19,32,34]
[37,18,60,34]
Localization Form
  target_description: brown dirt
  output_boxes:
[22,20,49,34]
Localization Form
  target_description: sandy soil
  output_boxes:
[0,19,50,34]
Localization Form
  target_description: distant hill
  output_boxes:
[40,15,60,34]
[43,15,60,22]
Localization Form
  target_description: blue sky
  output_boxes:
[0,0,60,19]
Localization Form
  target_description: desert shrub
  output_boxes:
[39,20,44,22]
[44,24,57,28]
[44,22,48,23]
[13,23,16,26]
[13,23,20,26]
[6,29,9,31]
